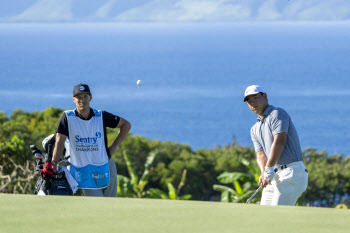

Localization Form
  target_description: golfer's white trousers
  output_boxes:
[260,161,308,206]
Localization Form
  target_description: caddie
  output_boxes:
[243,85,308,205]
[42,83,131,197]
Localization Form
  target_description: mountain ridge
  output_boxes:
[1,0,350,22]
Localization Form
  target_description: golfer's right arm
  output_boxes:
[256,150,267,186]
[52,133,66,172]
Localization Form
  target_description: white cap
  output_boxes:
[243,85,265,102]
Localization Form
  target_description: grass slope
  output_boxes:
[1,194,349,233]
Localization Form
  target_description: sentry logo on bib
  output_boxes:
[74,132,102,152]
[75,132,102,144]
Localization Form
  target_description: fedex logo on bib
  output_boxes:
[92,172,109,179]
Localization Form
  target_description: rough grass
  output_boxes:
[1,194,349,233]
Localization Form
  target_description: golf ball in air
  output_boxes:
[137,80,142,86]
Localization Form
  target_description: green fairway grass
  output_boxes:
[1,194,349,233]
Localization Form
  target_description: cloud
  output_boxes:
[176,0,221,21]
[295,1,350,20]
[115,0,252,22]
[114,0,350,22]
[256,0,281,20]
[114,0,181,22]
[94,0,118,19]
[177,0,252,21]
[281,0,350,21]
[10,0,73,22]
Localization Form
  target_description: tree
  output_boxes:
[2,107,350,206]
[0,136,36,194]
[0,111,9,124]
[117,149,158,198]
[0,136,30,169]
[213,158,261,203]
[149,169,191,200]
[302,148,350,207]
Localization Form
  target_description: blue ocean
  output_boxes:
[0,22,349,155]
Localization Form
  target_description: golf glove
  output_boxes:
[40,161,54,179]
[264,167,275,182]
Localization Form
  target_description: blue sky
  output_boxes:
[1,0,350,22]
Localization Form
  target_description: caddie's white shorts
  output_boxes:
[260,161,308,206]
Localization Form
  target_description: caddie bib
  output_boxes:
[65,109,110,189]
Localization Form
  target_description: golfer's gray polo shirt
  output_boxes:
[250,105,303,166]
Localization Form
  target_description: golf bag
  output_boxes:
[34,175,73,195]
[31,134,73,196]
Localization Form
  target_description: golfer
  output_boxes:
[47,83,131,197]
[244,85,308,206]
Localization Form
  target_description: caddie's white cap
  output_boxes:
[243,85,265,102]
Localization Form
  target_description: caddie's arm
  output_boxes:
[262,132,287,186]
[108,117,131,155]
[52,133,66,172]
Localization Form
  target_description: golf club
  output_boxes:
[34,153,44,160]
[245,185,262,204]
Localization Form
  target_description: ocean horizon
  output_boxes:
[1,22,349,155]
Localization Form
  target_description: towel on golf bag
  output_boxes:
[34,176,50,195]
[57,166,79,194]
